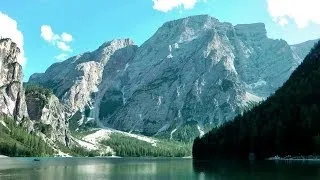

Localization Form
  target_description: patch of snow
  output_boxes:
[201,78,206,86]
[78,115,85,126]
[0,155,8,158]
[124,63,129,71]
[245,92,263,103]
[167,53,173,59]
[121,86,126,105]
[170,128,177,140]
[169,45,172,52]
[174,43,179,49]
[157,96,162,106]
[197,125,205,137]
[178,110,182,118]
[176,86,181,97]
[86,118,95,122]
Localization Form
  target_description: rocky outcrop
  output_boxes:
[29,39,138,121]
[0,38,28,121]
[28,15,317,139]
[101,15,300,135]
[0,38,70,146]
[25,86,70,146]
[291,39,319,62]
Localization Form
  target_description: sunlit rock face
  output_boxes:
[0,38,28,121]
[29,15,315,137]
[29,39,137,117]
[25,90,70,146]
[100,15,301,135]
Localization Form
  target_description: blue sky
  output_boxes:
[1,0,320,81]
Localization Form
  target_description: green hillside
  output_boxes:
[0,116,54,157]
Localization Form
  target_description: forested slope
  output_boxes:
[193,41,320,160]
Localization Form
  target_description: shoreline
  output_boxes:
[267,155,320,161]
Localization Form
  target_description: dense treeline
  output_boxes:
[0,116,54,157]
[24,83,53,106]
[55,141,101,157]
[101,134,191,157]
[193,41,320,160]
[24,83,53,97]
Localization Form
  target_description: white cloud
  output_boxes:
[40,25,73,60]
[40,25,59,42]
[0,11,26,65]
[153,0,198,12]
[267,0,320,28]
[57,41,72,52]
[54,53,68,61]
[61,32,73,42]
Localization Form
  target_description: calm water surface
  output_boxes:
[0,157,320,180]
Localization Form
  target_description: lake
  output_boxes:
[1,157,320,180]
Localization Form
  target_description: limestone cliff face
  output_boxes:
[99,16,300,135]
[0,38,28,121]
[28,15,316,138]
[29,39,138,121]
[0,38,70,146]
[25,86,70,146]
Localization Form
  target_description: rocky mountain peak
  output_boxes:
[0,38,28,121]
[235,23,267,40]
[0,38,21,62]
[99,38,135,50]
[28,15,316,141]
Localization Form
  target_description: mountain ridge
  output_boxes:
[28,15,318,141]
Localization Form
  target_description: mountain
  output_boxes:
[0,38,70,152]
[0,38,28,121]
[29,15,316,141]
[193,41,320,160]
[0,37,190,157]
[24,84,70,146]
[291,39,319,61]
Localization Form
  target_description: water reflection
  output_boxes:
[192,159,320,180]
[0,158,195,180]
[2,157,320,180]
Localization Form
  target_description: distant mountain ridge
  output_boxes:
[28,15,317,141]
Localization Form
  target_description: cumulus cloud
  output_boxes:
[40,25,73,60]
[267,0,320,28]
[153,0,199,12]
[57,41,72,52]
[0,11,26,65]
[54,53,68,61]
[40,25,59,42]
[61,32,73,42]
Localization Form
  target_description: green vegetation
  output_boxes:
[24,83,53,97]
[193,41,320,160]
[101,133,191,157]
[0,116,54,157]
[55,141,100,157]
[24,83,53,106]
